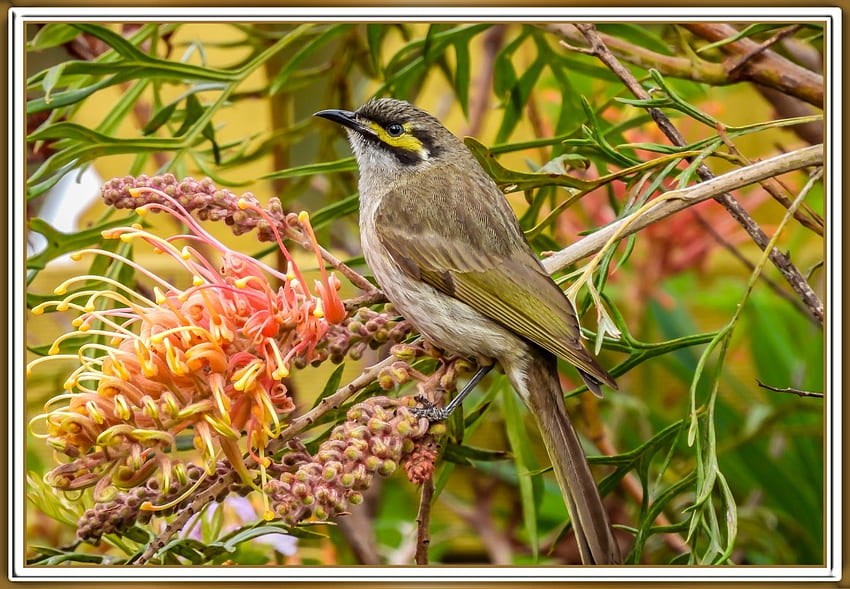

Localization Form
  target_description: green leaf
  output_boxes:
[366,24,385,73]
[40,64,65,104]
[696,24,798,53]
[175,93,204,136]
[443,442,508,463]
[453,40,471,116]
[310,363,346,410]
[72,23,152,61]
[263,157,357,181]
[120,525,154,545]
[28,23,82,50]
[496,55,545,143]
[141,100,179,135]
[501,381,541,558]
[376,24,490,97]
[268,24,353,96]
[29,551,111,566]
[310,193,359,229]
[464,137,593,192]
[595,23,673,55]
[26,216,133,273]
[218,524,294,552]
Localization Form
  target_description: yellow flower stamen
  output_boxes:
[141,468,209,513]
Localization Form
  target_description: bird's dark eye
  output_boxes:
[386,123,404,137]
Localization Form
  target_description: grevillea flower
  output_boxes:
[28,186,345,503]
[265,396,434,525]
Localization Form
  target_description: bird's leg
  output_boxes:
[413,364,494,422]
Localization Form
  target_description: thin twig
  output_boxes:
[414,478,434,565]
[571,24,823,326]
[756,379,824,399]
[727,25,803,76]
[343,290,388,311]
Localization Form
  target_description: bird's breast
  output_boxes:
[359,206,524,364]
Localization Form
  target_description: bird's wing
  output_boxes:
[374,176,615,389]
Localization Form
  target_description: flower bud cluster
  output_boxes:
[76,463,207,543]
[102,174,286,241]
[402,433,441,485]
[265,396,431,525]
[315,305,412,367]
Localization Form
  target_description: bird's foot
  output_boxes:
[412,395,452,422]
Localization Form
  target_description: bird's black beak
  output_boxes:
[314,108,365,133]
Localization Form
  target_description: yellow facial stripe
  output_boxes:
[366,121,426,154]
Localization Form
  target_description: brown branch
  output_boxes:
[543,22,823,110]
[337,492,382,564]
[343,290,388,312]
[683,23,823,108]
[542,24,729,86]
[414,478,434,565]
[726,25,803,76]
[756,85,823,145]
[756,379,824,399]
[570,24,823,326]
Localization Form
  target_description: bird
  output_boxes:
[315,98,621,565]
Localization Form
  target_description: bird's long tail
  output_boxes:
[518,350,621,565]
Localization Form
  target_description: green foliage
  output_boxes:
[24,20,825,568]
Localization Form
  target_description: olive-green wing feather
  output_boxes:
[374,178,616,390]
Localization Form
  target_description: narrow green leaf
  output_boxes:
[696,24,793,53]
[263,157,357,181]
[464,137,593,192]
[40,64,65,104]
[120,525,154,545]
[501,382,541,558]
[595,23,673,55]
[202,121,221,165]
[31,551,110,566]
[310,193,359,229]
[72,23,151,61]
[26,216,132,273]
[141,100,179,135]
[310,363,346,410]
[175,93,204,136]
[496,55,545,143]
[443,442,508,462]
[269,24,352,96]
[366,24,384,72]
[218,524,293,552]
[28,23,82,50]
[453,40,471,116]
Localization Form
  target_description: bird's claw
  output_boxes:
[412,395,451,422]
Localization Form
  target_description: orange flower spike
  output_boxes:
[298,211,346,324]
[236,197,309,290]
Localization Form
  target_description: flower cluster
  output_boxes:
[265,396,436,525]
[29,184,345,498]
[318,305,413,365]
[76,462,208,543]
[101,174,286,241]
